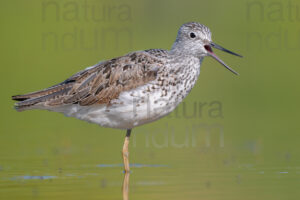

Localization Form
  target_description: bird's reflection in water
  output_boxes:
[122,171,130,200]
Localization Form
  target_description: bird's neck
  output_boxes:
[169,45,190,57]
[165,52,202,80]
[169,45,204,62]
[168,50,203,68]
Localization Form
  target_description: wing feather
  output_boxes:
[12,51,164,111]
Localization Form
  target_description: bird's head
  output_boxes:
[171,22,242,75]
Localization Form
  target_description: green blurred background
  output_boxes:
[0,0,299,199]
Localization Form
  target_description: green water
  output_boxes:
[1,0,300,199]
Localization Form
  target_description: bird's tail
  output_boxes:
[12,84,72,111]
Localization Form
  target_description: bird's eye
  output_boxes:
[190,32,196,38]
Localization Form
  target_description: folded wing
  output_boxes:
[12,52,162,111]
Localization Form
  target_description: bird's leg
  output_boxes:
[122,129,131,173]
[122,170,130,200]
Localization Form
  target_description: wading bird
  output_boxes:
[12,22,242,172]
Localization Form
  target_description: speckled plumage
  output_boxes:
[12,22,238,129]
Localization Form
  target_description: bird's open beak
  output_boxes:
[204,42,242,75]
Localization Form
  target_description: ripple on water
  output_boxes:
[10,175,57,181]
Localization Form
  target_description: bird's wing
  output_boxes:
[12,51,164,111]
